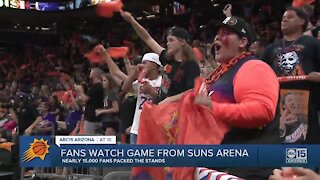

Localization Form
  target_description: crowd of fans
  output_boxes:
[0,1,319,179]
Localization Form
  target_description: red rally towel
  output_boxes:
[84,47,129,64]
[108,47,129,58]
[47,71,60,77]
[60,72,70,81]
[96,0,123,18]
[292,0,315,7]
[132,77,229,180]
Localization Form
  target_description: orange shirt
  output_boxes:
[211,60,279,128]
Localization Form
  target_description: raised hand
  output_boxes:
[120,11,134,23]
[140,82,155,95]
[94,44,107,55]
[223,4,232,17]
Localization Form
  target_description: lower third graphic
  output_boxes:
[23,138,50,162]
[286,148,307,163]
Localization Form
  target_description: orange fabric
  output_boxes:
[84,46,129,64]
[96,0,123,18]
[193,47,204,61]
[132,77,229,180]
[53,91,77,104]
[47,71,60,77]
[53,91,66,100]
[0,108,7,113]
[96,9,113,18]
[84,51,104,64]
[212,60,279,128]
[292,0,315,7]
[70,120,85,135]
[107,47,129,58]
[79,121,85,134]
[60,72,70,81]
[0,142,14,151]
[60,91,78,104]
[121,134,127,144]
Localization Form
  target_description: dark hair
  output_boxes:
[256,38,268,48]
[50,95,59,104]
[102,73,116,92]
[286,7,309,32]
[40,100,49,109]
[235,33,251,52]
[164,37,196,62]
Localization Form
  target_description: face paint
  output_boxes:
[221,32,230,48]
[217,28,232,48]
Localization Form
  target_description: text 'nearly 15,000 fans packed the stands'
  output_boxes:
[19,136,315,168]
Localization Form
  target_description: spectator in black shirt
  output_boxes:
[48,95,62,120]
[249,38,268,59]
[75,67,104,134]
[121,12,200,103]
[8,93,38,135]
[262,7,320,144]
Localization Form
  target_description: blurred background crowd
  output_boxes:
[0,0,319,179]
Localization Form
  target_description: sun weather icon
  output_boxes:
[23,138,50,162]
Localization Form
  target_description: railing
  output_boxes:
[21,167,131,180]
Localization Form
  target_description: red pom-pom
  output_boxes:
[96,0,123,18]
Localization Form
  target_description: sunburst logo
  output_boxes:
[23,138,50,162]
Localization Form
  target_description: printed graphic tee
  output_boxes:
[262,35,320,144]
[159,50,200,97]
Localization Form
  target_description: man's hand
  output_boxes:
[74,84,84,93]
[120,11,135,23]
[159,96,175,105]
[194,87,212,109]
[291,168,320,180]
[140,83,155,95]
[125,126,131,135]
[269,169,285,180]
[206,43,214,57]
[67,90,72,97]
[95,109,102,117]
[306,72,320,83]
[94,44,107,55]
[269,168,320,180]
[223,4,232,17]
[130,64,145,79]
[25,128,32,135]
[194,94,212,109]
[34,126,45,133]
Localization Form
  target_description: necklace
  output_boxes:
[281,36,303,54]
[205,52,251,86]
